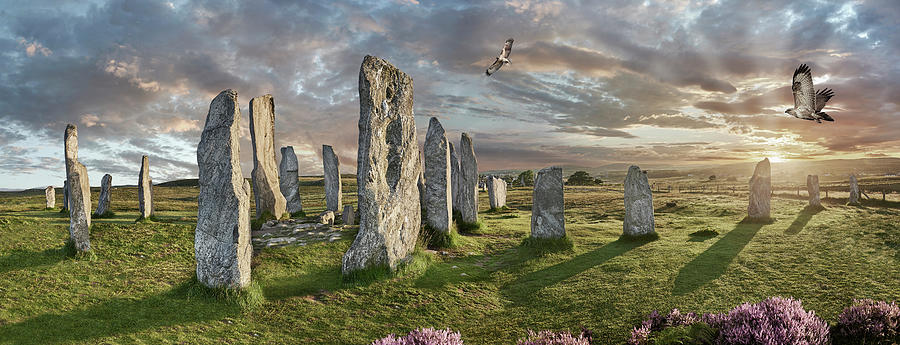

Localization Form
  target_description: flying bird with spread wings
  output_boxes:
[785,64,835,123]
[485,38,514,76]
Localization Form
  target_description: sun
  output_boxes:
[762,152,786,163]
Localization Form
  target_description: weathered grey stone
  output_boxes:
[424,117,452,232]
[458,133,478,224]
[195,89,252,289]
[64,124,91,252]
[95,174,112,216]
[279,146,303,214]
[45,186,55,209]
[449,142,460,212]
[487,175,507,209]
[418,150,426,209]
[748,158,771,220]
[318,210,335,225]
[623,165,655,236]
[322,144,342,212]
[531,166,564,239]
[250,95,287,219]
[848,174,860,205]
[62,180,68,211]
[342,55,421,275]
[807,175,820,207]
[342,205,355,225]
[138,156,153,219]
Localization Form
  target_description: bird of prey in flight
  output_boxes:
[485,38,514,76]
[785,64,835,123]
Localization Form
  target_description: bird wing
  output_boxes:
[486,58,503,76]
[814,88,834,112]
[500,38,514,59]
[792,64,815,112]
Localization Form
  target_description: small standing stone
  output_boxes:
[848,174,860,205]
[138,156,153,219]
[95,174,112,216]
[424,117,452,233]
[322,144,342,212]
[62,180,68,211]
[531,166,565,239]
[623,166,655,236]
[807,175,820,207]
[458,133,478,224]
[748,158,771,220]
[45,186,55,209]
[449,142,460,212]
[342,205,355,225]
[487,175,507,209]
[279,146,303,214]
[65,124,91,252]
[249,94,287,219]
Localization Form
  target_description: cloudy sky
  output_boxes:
[1,0,898,189]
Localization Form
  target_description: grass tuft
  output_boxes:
[520,236,574,254]
[251,211,277,230]
[290,210,307,218]
[342,247,435,285]
[619,232,661,242]
[93,211,116,219]
[182,277,266,310]
[135,214,161,223]
[420,223,461,249]
[689,229,719,237]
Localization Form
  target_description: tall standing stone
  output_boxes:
[417,150,426,209]
[531,166,565,239]
[45,186,55,209]
[848,174,860,205]
[138,156,153,219]
[95,174,112,216]
[342,55,421,275]
[322,145,342,212]
[195,89,252,289]
[623,165,655,236]
[279,146,303,214]
[250,95,287,220]
[807,175,820,207]
[64,124,91,252]
[62,180,68,211]
[487,175,507,209]
[424,117,452,233]
[458,133,478,224]
[449,142,460,212]
[748,158,771,220]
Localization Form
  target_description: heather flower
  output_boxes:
[517,330,591,345]
[705,296,829,345]
[627,324,652,345]
[370,328,464,345]
[835,299,900,342]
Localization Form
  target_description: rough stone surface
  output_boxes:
[487,175,507,209]
[531,166,565,239]
[342,55,421,275]
[250,95,287,219]
[424,117,452,232]
[623,165,655,236]
[322,144,342,212]
[252,219,342,250]
[195,89,252,289]
[65,124,91,252]
[342,205,355,225]
[279,146,303,214]
[449,142,460,212]
[418,151,426,209]
[807,175,820,207]
[45,186,55,209]
[748,158,771,220]
[138,156,153,219]
[458,133,478,224]
[96,174,112,216]
[318,210,335,225]
[848,174,860,205]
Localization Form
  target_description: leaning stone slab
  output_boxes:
[250,94,287,219]
[138,156,152,219]
[807,175,820,207]
[748,158,771,220]
[279,146,303,214]
[424,117,452,233]
[458,133,478,224]
[623,165,655,236]
[95,174,112,216]
[342,55,421,275]
[342,205,355,226]
[322,145,342,212]
[531,166,564,239]
[195,89,252,289]
[848,174,860,205]
[45,186,55,209]
[487,175,507,209]
[65,124,91,252]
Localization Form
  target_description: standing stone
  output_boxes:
[848,174,860,205]
[623,166,655,236]
[531,166,565,239]
[458,133,478,224]
[249,95,287,220]
[279,146,303,214]
[45,186,55,209]
[64,124,91,252]
[62,180,68,211]
[138,156,153,219]
[195,89,252,289]
[807,175,821,207]
[417,150,426,209]
[748,158,771,220]
[487,175,507,209]
[322,145,342,212]
[424,117,452,233]
[449,142,460,212]
[342,55,421,275]
[95,174,112,216]
[342,205,355,226]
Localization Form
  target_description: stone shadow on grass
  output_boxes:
[784,205,824,235]
[673,217,764,295]
[0,247,68,275]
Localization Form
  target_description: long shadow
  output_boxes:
[0,247,68,275]
[502,236,654,304]
[261,263,345,300]
[673,217,764,295]
[0,281,238,345]
[785,205,824,235]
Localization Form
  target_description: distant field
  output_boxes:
[1,177,898,344]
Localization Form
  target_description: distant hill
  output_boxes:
[156,179,199,187]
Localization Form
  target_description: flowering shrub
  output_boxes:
[370,328,464,345]
[517,330,591,345]
[628,309,701,344]
[705,297,829,345]
[834,299,900,344]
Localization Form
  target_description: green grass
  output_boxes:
[0,181,899,344]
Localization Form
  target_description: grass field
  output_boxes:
[1,176,898,344]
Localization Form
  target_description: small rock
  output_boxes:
[451,265,458,269]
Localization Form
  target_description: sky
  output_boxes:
[1,0,898,189]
